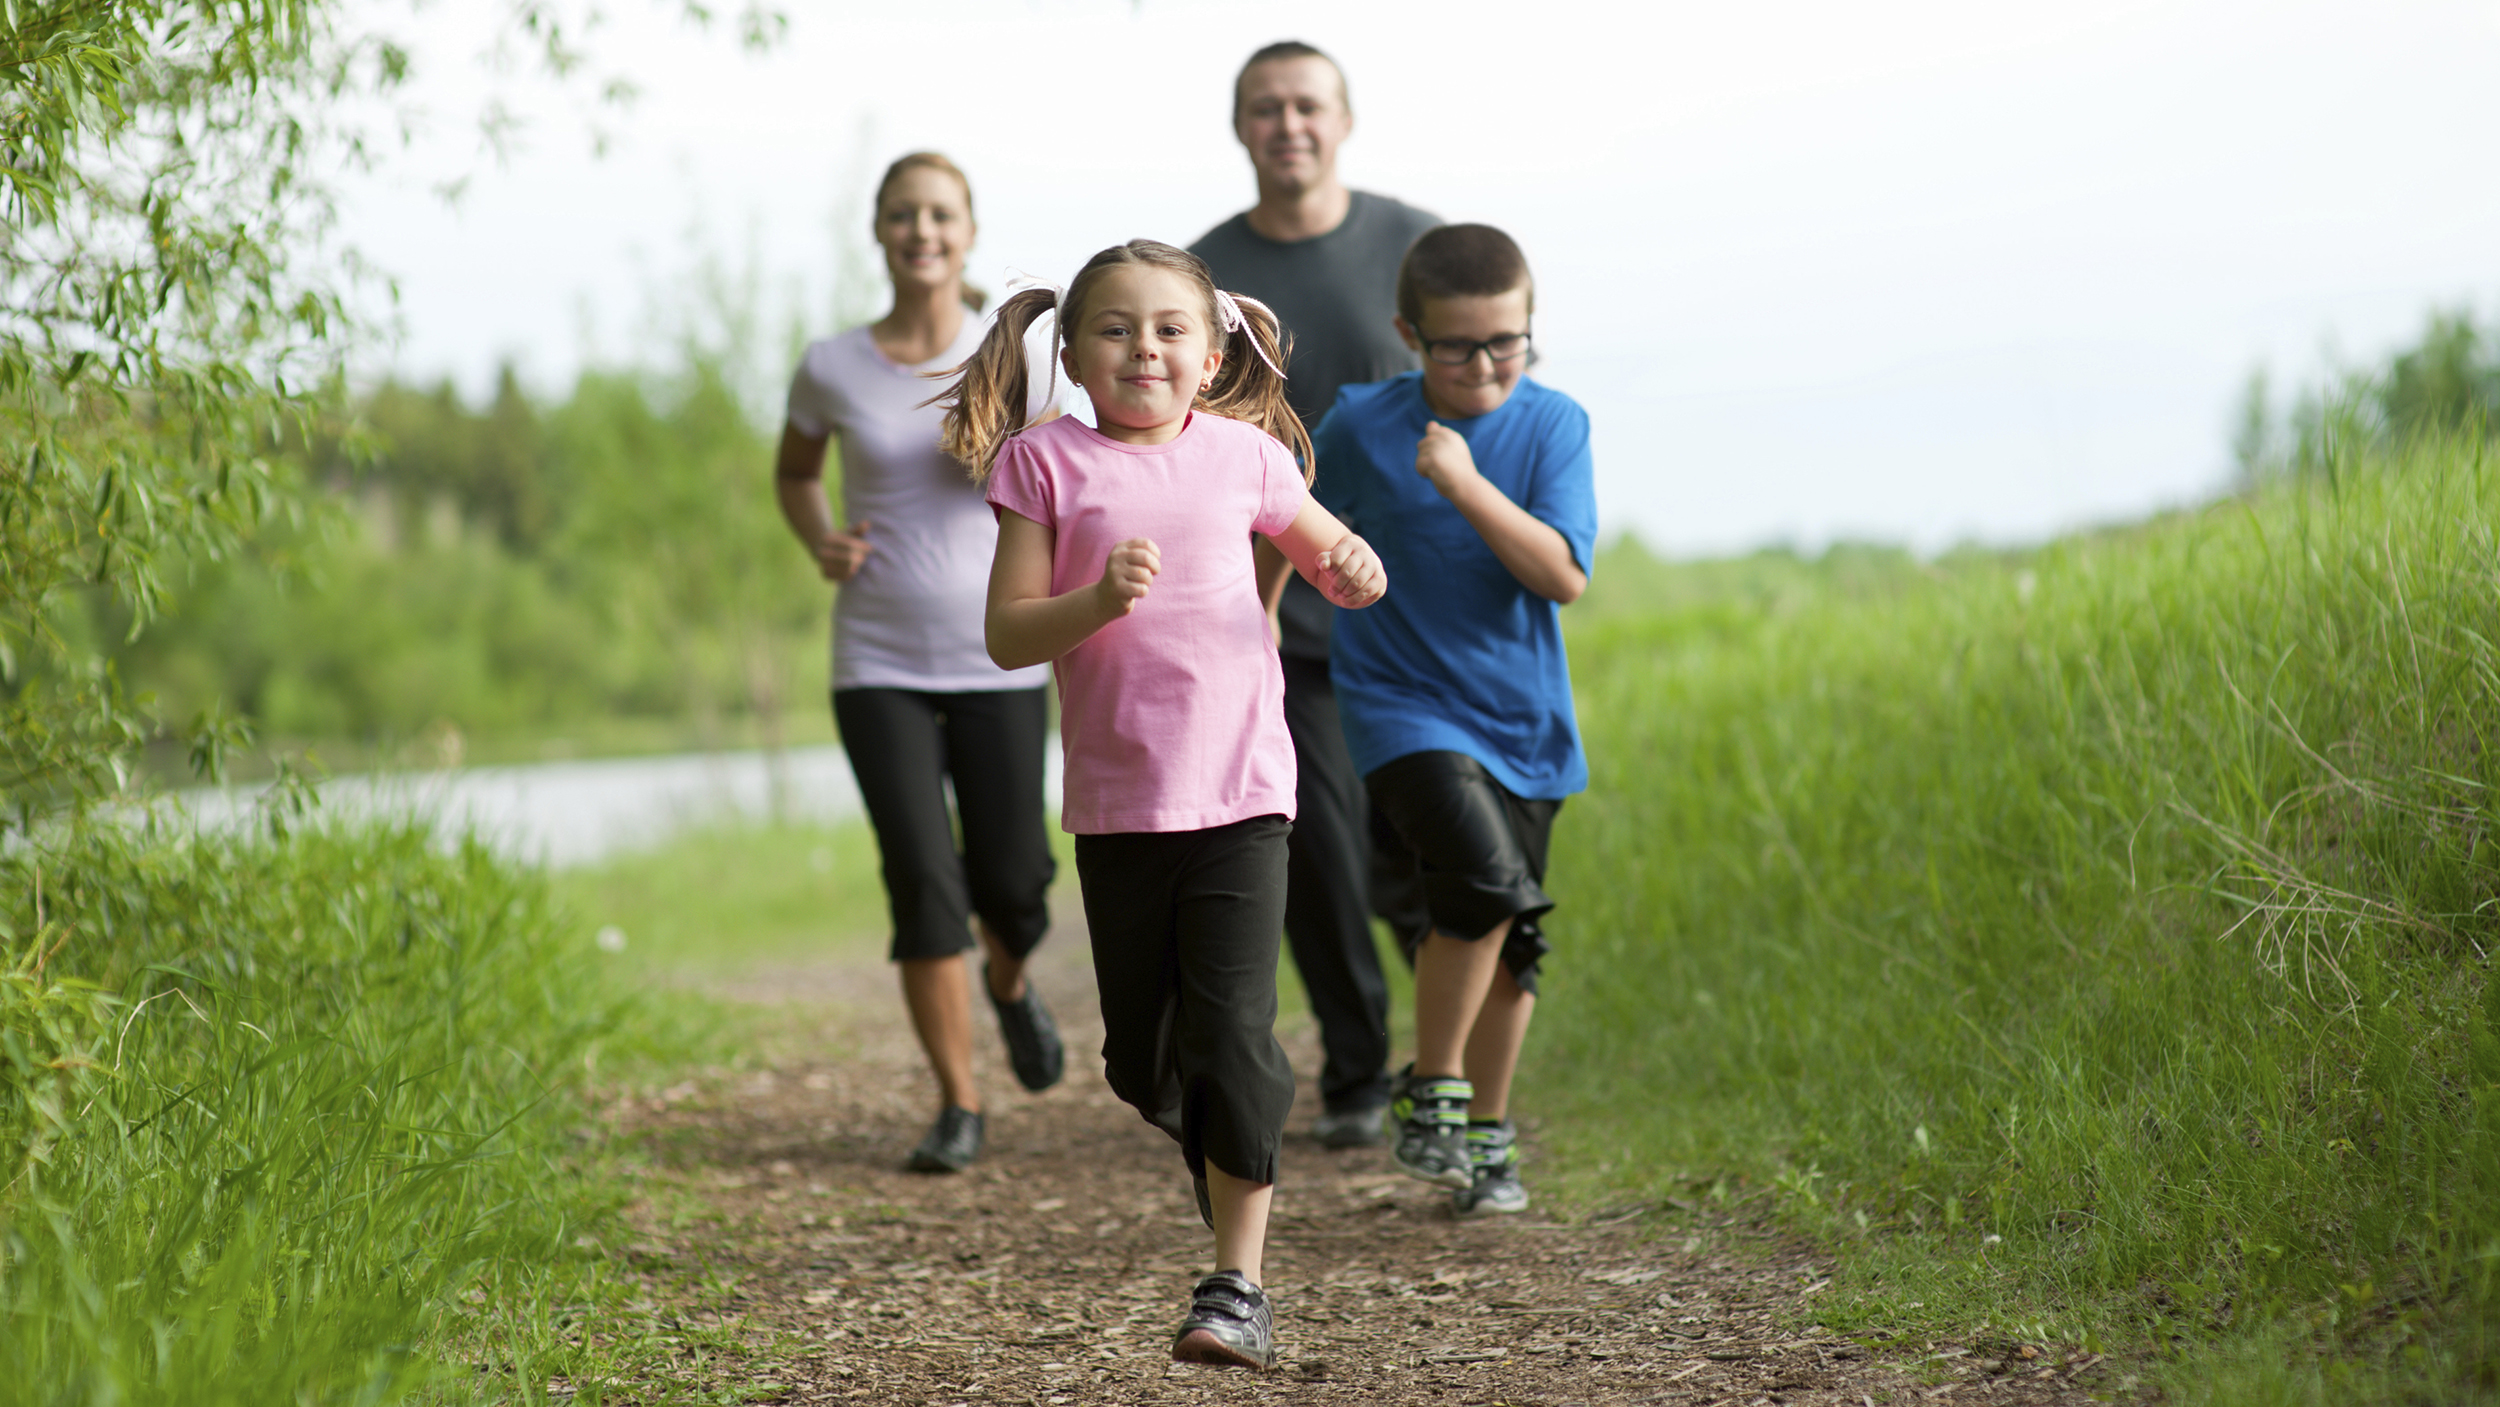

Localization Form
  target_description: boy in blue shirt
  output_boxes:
[1311,223,1595,1215]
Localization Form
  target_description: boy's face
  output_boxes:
[1235,56,1352,197]
[1061,265,1223,443]
[1397,285,1533,421]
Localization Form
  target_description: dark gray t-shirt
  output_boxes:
[1192,190,1441,660]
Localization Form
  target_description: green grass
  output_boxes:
[551,821,892,979]
[1536,435,2500,1401]
[0,807,802,1405]
[24,436,2492,1403]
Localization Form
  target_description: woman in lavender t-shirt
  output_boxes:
[773,152,1068,1173]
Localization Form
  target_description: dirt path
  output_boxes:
[598,903,2120,1406]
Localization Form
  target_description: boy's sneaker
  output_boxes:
[1388,1066,1474,1189]
[1452,1119,1528,1216]
[1170,1270,1276,1369]
[985,967,1065,1092]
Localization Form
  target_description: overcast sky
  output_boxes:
[336,0,2500,554]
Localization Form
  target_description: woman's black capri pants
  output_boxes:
[832,686,1055,964]
[1075,815,1296,1185]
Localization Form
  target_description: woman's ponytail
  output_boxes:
[1200,295,1313,479]
[927,285,1059,483]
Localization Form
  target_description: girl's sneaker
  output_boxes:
[1170,1270,1275,1369]
[1388,1066,1475,1189]
[1452,1119,1527,1216]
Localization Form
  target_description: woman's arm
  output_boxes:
[985,509,1161,670]
[774,424,875,582]
[1414,424,1586,604]
[1265,498,1386,609]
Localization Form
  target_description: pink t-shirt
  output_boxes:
[985,412,1308,834]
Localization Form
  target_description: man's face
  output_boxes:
[1234,56,1352,196]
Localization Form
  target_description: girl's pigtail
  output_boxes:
[927,284,1060,483]
[1200,295,1313,479]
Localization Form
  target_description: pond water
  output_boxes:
[173,745,1063,869]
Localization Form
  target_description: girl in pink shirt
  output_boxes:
[933,239,1385,1370]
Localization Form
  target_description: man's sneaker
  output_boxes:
[1389,1068,1474,1189]
[1311,1103,1387,1149]
[1171,1270,1276,1369]
[905,1105,983,1173]
[1452,1119,1528,1216]
[986,968,1065,1092]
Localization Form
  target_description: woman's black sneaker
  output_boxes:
[905,1105,983,1172]
[986,968,1065,1092]
[1171,1270,1275,1369]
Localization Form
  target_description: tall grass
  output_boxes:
[1542,434,2500,1398]
[0,812,631,1404]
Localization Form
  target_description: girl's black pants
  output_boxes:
[1074,814,1295,1185]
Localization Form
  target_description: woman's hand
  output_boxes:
[814,519,875,582]
[1313,533,1385,608]
[1094,538,1161,618]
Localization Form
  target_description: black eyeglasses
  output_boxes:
[1418,331,1533,366]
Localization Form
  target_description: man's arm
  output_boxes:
[1413,424,1585,604]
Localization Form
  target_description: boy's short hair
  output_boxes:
[1233,40,1349,119]
[1396,224,1534,329]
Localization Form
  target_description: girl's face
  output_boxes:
[874,166,974,295]
[1060,265,1223,446]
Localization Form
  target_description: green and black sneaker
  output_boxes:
[1452,1118,1527,1216]
[1388,1065,1474,1189]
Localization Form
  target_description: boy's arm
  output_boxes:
[986,509,1161,669]
[1266,498,1386,609]
[1413,424,1587,604]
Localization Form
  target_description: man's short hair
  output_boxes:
[1397,224,1534,328]
[1233,40,1349,120]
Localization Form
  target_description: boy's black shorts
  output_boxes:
[1364,750,1561,996]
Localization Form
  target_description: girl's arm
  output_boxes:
[774,424,874,582]
[1414,424,1587,604]
[1265,498,1386,609]
[986,509,1162,670]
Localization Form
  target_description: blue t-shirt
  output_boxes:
[1312,372,1597,800]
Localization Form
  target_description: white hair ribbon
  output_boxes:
[1211,289,1288,382]
[1002,269,1068,404]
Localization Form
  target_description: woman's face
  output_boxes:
[874,166,974,295]
[1060,265,1222,443]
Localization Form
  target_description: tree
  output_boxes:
[1,0,386,820]
[1,0,783,823]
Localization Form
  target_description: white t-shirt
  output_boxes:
[786,315,1060,693]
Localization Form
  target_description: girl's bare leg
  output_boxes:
[1205,1166,1274,1284]
[899,954,979,1112]
[1461,965,1536,1121]
[1411,919,1512,1079]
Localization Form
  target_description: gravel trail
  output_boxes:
[596,904,2115,1406]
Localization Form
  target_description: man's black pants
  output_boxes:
[1278,653,1397,1114]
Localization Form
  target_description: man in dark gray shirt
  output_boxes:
[1192,40,1439,1148]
